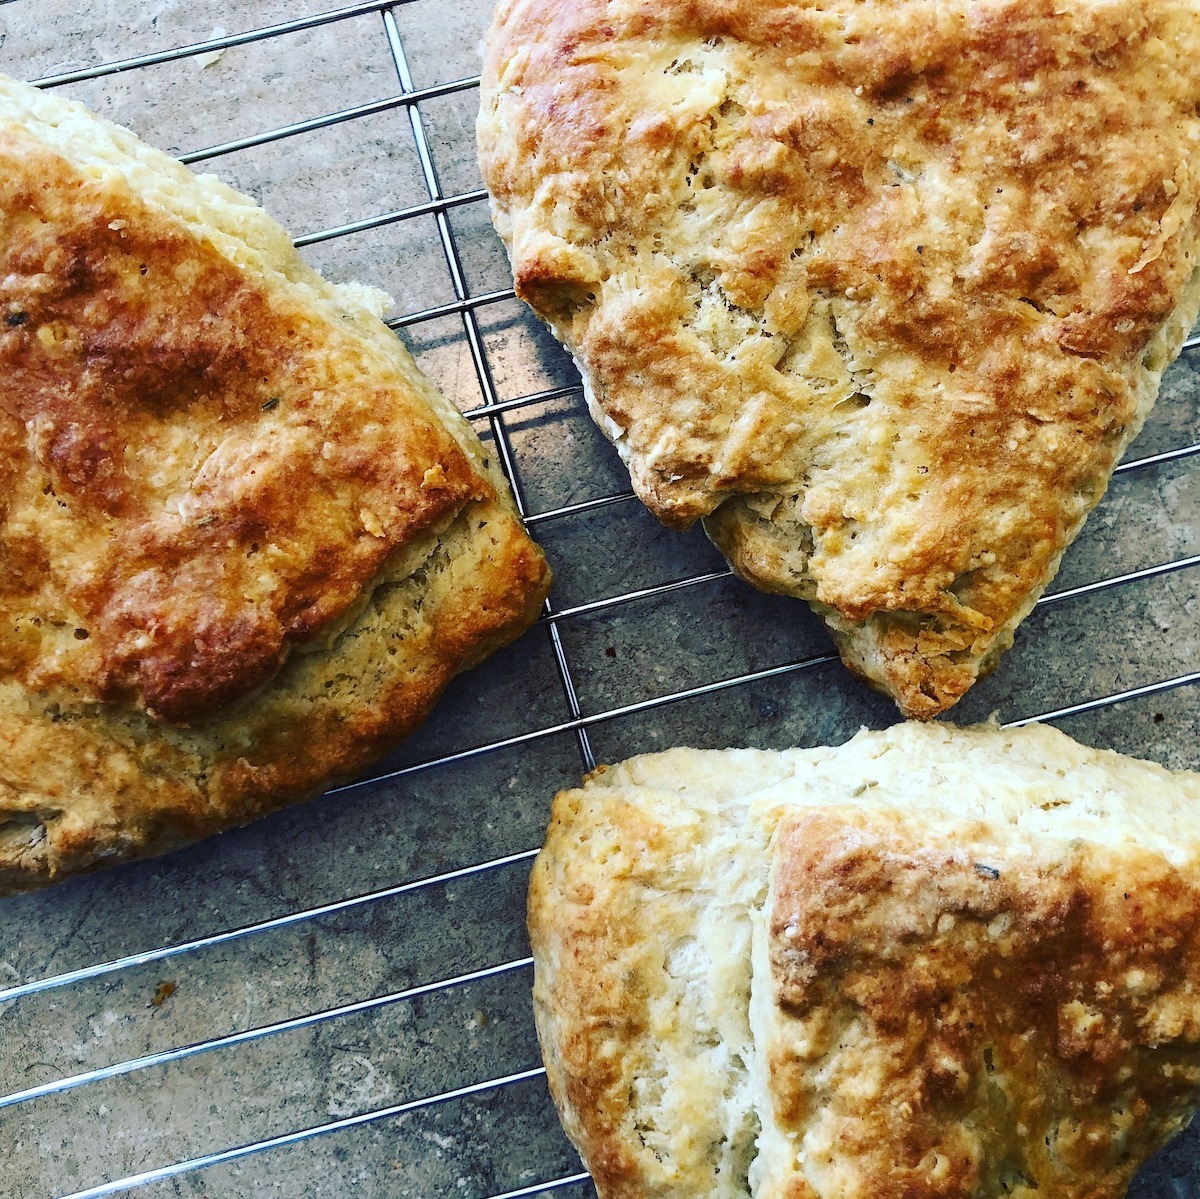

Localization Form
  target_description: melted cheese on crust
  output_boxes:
[479,0,1200,717]
[0,81,490,723]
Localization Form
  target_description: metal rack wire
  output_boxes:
[1,2,1198,1196]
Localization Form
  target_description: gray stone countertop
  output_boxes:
[0,2,1197,1196]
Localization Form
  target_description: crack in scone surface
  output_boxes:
[528,725,1200,1199]
[480,0,1200,715]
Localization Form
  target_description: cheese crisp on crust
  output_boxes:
[479,0,1200,718]
[0,76,551,891]
[529,723,1200,1199]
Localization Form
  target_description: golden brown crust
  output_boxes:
[528,793,667,1199]
[527,725,1200,1199]
[0,78,552,891]
[479,0,1200,718]
[0,127,487,723]
[767,812,1200,1199]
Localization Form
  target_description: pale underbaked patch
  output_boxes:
[0,76,551,891]
[529,723,1200,1199]
[479,0,1200,717]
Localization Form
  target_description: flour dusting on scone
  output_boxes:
[478,0,1200,718]
[529,723,1200,1199]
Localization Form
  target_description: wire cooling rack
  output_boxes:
[1,2,1198,1196]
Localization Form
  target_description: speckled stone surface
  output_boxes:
[0,3,1198,1197]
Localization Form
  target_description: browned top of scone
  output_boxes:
[0,129,488,723]
[765,810,1200,1199]
[480,0,1200,716]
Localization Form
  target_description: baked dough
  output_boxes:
[530,723,1200,1199]
[0,75,551,892]
[479,0,1200,718]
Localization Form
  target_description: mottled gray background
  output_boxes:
[0,2,1197,1196]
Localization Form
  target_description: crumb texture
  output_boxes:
[479,0,1200,717]
[528,723,1200,1199]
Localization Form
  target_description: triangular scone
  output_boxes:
[479,0,1200,717]
[529,723,1200,1199]
[0,76,551,891]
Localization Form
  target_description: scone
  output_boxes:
[0,75,551,893]
[478,0,1200,718]
[530,723,1200,1199]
